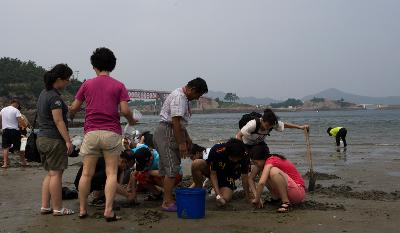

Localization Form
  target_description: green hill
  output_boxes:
[0,57,82,109]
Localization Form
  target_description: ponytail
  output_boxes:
[43,64,73,90]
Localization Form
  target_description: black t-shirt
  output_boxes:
[37,89,68,139]
[206,143,250,180]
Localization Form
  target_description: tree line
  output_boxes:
[0,57,82,109]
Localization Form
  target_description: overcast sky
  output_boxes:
[1,0,399,99]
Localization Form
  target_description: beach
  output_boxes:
[1,153,399,233]
[1,110,400,233]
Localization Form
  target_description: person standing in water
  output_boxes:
[327,126,347,147]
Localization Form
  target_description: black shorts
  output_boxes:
[2,129,21,150]
[218,176,237,191]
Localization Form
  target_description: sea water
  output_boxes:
[68,109,400,175]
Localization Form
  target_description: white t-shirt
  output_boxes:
[240,119,284,145]
[0,106,22,130]
[160,88,190,126]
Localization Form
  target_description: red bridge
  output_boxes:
[128,89,170,101]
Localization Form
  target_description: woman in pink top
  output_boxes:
[251,153,305,213]
[69,47,137,222]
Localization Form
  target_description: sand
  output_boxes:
[1,153,400,233]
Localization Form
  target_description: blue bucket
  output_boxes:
[176,188,206,219]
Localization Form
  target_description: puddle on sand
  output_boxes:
[387,171,400,177]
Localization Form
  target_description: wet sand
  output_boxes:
[1,153,400,233]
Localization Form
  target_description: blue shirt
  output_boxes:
[132,144,160,171]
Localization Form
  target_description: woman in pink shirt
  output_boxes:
[69,47,136,221]
[251,152,305,213]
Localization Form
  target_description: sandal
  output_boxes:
[277,202,291,213]
[19,162,30,167]
[79,212,88,219]
[104,213,122,222]
[161,203,177,212]
[40,207,53,215]
[53,208,75,216]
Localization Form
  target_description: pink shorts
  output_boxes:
[270,174,305,204]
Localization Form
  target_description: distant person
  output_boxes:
[1,99,28,168]
[69,47,137,222]
[191,139,252,206]
[327,126,347,147]
[251,152,305,213]
[153,77,208,212]
[36,64,74,216]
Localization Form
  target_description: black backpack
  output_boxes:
[239,112,262,134]
[25,113,41,163]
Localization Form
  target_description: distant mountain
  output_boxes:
[239,96,281,105]
[302,88,400,105]
[205,90,280,105]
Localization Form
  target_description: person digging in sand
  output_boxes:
[251,151,305,213]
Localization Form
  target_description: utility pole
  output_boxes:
[74,70,80,80]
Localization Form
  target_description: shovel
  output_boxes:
[304,129,317,191]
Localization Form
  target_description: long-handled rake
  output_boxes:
[304,129,317,191]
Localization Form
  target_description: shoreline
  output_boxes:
[19,106,399,123]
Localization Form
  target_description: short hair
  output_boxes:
[262,109,278,126]
[327,127,333,135]
[90,47,117,72]
[133,147,152,171]
[187,77,208,95]
[225,138,245,158]
[248,144,270,161]
[43,64,73,90]
[141,131,154,148]
[10,99,21,107]
[190,144,206,155]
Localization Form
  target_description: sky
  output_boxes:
[1,0,399,99]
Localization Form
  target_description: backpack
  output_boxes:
[25,113,41,163]
[62,187,78,200]
[238,112,262,134]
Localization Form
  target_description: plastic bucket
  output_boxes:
[176,188,206,219]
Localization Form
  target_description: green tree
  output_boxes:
[0,57,83,109]
[224,92,239,102]
[271,98,303,108]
